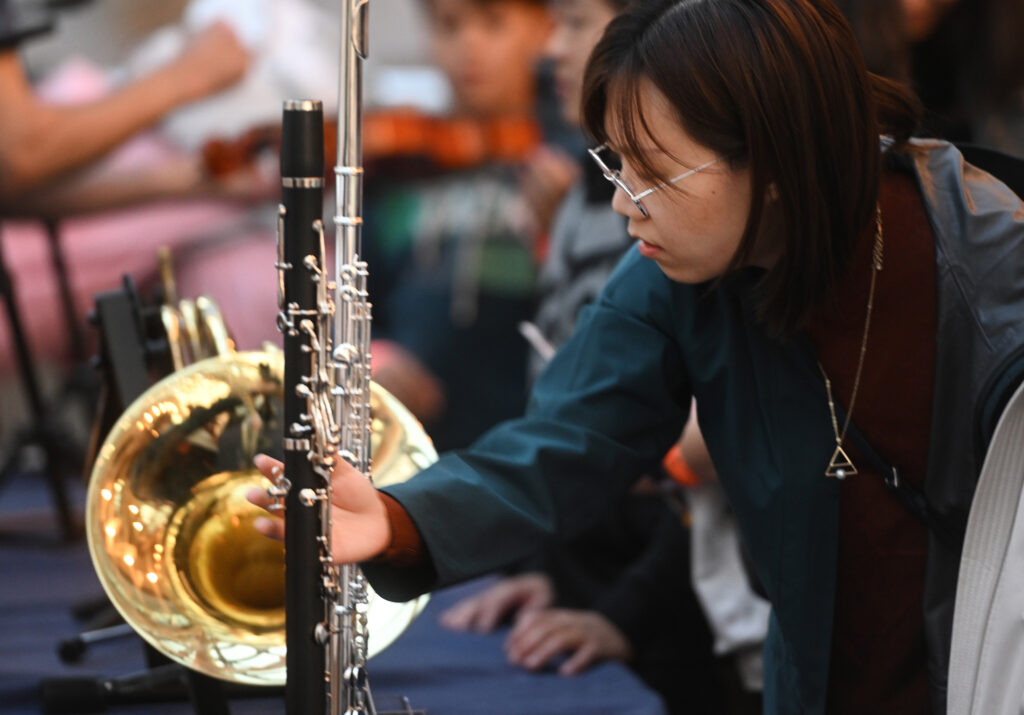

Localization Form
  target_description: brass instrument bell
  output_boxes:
[86,349,436,685]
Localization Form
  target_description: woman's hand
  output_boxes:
[505,608,633,676]
[440,573,555,633]
[247,453,391,564]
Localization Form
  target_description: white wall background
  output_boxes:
[21,0,437,107]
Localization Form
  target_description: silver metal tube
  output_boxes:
[329,1,375,713]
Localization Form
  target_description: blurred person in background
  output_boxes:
[0,0,269,386]
[910,0,1024,155]
[834,0,1024,156]
[0,1,325,376]
[0,3,252,211]
[364,0,570,451]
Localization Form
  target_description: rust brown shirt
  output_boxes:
[809,169,936,714]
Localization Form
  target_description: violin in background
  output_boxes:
[201,108,542,180]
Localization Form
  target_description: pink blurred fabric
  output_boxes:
[0,59,281,377]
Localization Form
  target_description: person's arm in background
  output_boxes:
[499,413,722,678]
[0,21,249,201]
[501,498,689,676]
[2,148,275,218]
[518,144,579,238]
[679,410,770,695]
[439,571,556,633]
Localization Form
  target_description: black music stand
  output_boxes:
[0,221,93,540]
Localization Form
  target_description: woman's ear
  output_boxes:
[766,181,780,202]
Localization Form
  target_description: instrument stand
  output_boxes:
[40,661,281,714]
[43,278,251,715]
[66,274,181,636]
[0,222,94,541]
[182,667,231,715]
[51,279,427,715]
[86,276,163,448]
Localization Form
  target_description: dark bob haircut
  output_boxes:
[582,0,920,335]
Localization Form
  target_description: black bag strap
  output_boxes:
[840,417,966,551]
[793,334,966,550]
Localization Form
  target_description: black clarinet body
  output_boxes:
[278,99,327,715]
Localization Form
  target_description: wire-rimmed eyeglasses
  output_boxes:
[587,143,719,218]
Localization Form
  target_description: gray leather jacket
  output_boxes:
[911,139,1024,710]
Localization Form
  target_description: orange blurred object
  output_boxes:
[662,443,702,488]
[202,109,541,179]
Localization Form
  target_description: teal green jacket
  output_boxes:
[366,141,1024,713]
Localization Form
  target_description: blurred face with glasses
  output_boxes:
[599,79,765,284]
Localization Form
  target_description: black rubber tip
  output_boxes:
[40,677,107,714]
[57,637,85,663]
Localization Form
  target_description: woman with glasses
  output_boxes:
[437,0,742,710]
[251,0,1024,711]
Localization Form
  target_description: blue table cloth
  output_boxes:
[0,474,667,714]
[369,579,668,714]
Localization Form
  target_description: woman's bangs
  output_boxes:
[605,73,674,184]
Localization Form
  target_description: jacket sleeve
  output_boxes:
[593,504,694,650]
[364,252,694,601]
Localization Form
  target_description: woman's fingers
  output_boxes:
[439,589,514,633]
[327,458,391,563]
[252,514,285,541]
[248,454,284,540]
[505,609,568,665]
[558,641,599,676]
[505,609,632,674]
[527,630,581,671]
[253,453,283,485]
[245,454,391,563]
[440,576,546,633]
[439,595,485,631]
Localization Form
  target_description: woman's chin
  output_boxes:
[653,259,717,285]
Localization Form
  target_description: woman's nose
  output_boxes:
[610,184,645,219]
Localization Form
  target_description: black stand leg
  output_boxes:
[40,663,280,714]
[184,670,232,715]
[0,224,80,539]
[58,622,134,664]
[45,218,87,361]
[45,280,246,715]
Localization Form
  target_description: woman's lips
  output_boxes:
[635,238,663,258]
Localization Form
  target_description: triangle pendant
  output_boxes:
[825,444,857,480]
